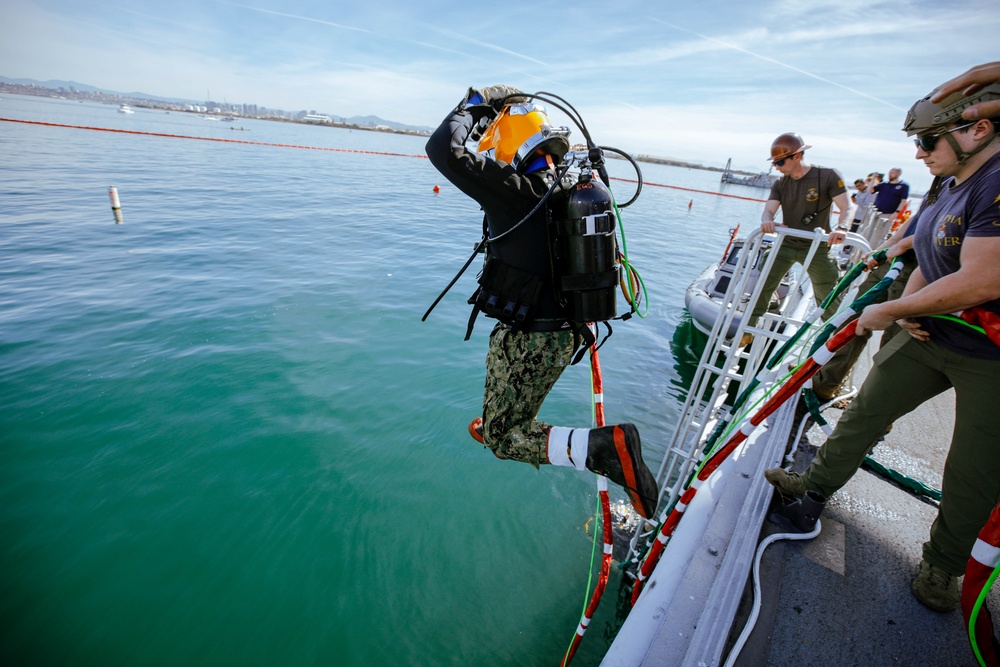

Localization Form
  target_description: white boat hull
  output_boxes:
[606,227,864,666]
[684,263,744,339]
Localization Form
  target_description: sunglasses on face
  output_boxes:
[914,122,976,152]
[773,154,797,167]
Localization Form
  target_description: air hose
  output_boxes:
[722,520,823,667]
[965,501,1000,667]
[561,335,613,666]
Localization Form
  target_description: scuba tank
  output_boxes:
[549,170,619,324]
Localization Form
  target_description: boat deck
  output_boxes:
[735,338,998,666]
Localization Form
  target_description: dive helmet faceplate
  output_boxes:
[769,132,811,162]
[478,102,571,171]
[902,83,1000,136]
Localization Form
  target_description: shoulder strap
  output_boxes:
[421,222,488,323]
[464,303,482,341]
[569,321,613,365]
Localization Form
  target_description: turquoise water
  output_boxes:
[1,95,766,666]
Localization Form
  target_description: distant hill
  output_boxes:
[0,75,433,133]
[0,76,192,104]
[328,113,432,134]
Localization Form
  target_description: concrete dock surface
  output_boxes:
[734,341,999,667]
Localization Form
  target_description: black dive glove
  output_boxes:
[460,85,528,140]
[459,85,527,112]
[476,85,528,109]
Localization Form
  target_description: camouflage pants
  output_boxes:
[481,324,577,467]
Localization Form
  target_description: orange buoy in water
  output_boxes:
[433,185,440,194]
[688,199,693,208]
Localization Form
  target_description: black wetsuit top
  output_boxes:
[425,106,569,325]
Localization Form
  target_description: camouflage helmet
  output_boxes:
[902,83,1000,136]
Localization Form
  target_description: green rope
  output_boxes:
[613,199,649,319]
[969,558,1000,667]
[861,456,942,502]
[564,491,602,665]
[930,313,987,335]
[802,389,830,429]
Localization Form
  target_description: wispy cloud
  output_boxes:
[649,18,906,111]
[418,23,552,69]
[217,1,372,34]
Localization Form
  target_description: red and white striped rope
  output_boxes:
[630,321,859,605]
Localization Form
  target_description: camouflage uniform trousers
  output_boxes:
[481,323,577,468]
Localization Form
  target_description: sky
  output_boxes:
[3,0,998,194]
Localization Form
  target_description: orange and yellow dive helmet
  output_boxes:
[477,102,571,172]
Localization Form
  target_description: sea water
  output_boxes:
[1,94,768,666]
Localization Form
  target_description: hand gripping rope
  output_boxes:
[561,331,613,666]
[628,252,903,605]
[629,320,860,605]
[964,501,1000,667]
[798,251,903,432]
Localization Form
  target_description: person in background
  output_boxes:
[851,174,879,232]
[766,74,1000,613]
[870,167,910,218]
[851,178,865,201]
[745,133,848,343]
[424,85,658,518]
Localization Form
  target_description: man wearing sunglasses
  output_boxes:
[766,77,1000,613]
[748,133,849,331]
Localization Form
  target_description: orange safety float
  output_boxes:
[963,501,1000,667]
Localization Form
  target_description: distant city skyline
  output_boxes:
[0,76,431,133]
[2,0,998,192]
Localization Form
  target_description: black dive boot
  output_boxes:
[585,424,659,519]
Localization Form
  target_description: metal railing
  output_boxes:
[628,226,873,564]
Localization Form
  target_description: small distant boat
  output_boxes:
[118,104,134,114]
[220,116,236,122]
[720,158,777,189]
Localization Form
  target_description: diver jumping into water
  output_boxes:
[424,85,658,518]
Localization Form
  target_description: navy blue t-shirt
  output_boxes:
[913,152,1000,359]
[873,180,910,214]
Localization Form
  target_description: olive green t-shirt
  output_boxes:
[768,166,846,244]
